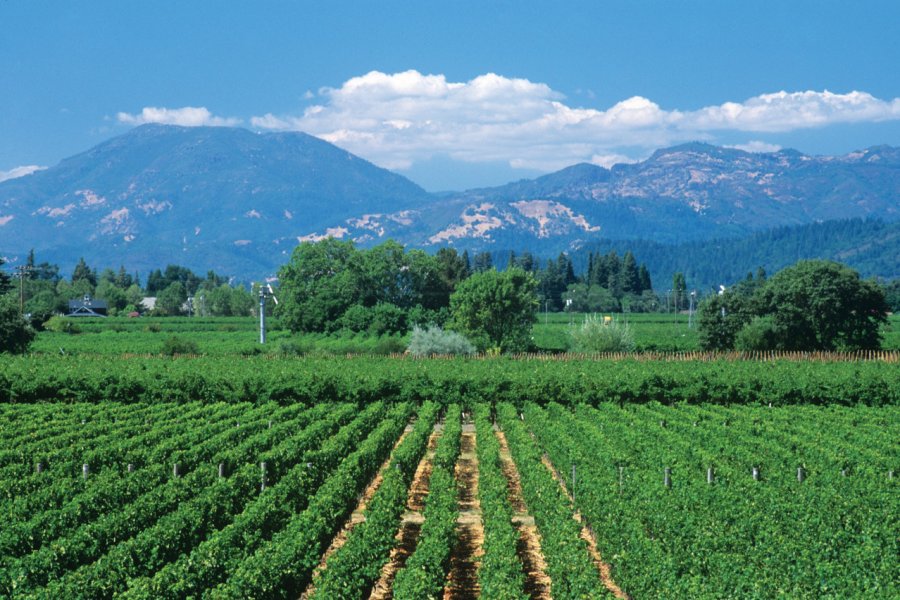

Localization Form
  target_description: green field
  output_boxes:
[0,386,896,598]
[29,312,900,356]
[3,315,898,598]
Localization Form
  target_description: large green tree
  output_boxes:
[276,238,363,333]
[0,294,35,354]
[449,267,538,352]
[698,260,888,351]
[755,260,888,351]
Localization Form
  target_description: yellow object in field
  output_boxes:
[603,316,612,324]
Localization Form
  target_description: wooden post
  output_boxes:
[128,463,134,473]
[268,420,272,429]
[173,463,180,478]
[707,467,714,484]
[82,463,89,479]
[752,466,760,481]
[797,466,806,483]
[659,419,666,428]
[218,463,226,478]
[618,466,624,490]
[35,462,43,474]
[260,461,267,491]
[841,468,848,477]
[664,467,672,489]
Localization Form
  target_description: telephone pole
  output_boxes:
[14,265,32,315]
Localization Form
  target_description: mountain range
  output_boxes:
[1,124,898,283]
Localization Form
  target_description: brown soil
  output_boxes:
[495,429,552,600]
[300,422,415,600]
[368,427,442,600]
[443,424,484,600]
[409,424,441,511]
[538,455,630,600]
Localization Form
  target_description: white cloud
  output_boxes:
[0,165,46,183]
[116,106,240,127]
[248,71,900,173]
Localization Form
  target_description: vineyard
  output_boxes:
[0,367,897,599]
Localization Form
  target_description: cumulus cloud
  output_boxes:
[249,70,900,173]
[0,165,46,183]
[117,106,240,127]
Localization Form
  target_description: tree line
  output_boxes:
[3,251,257,325]
[2,240,898,355]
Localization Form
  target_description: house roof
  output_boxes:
[66,295,108,317]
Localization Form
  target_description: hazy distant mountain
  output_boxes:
[1,125,897,280]
[0,124,429,277]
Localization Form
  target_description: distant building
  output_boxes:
[67,294,108,317]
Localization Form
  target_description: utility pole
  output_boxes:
[688,291,696,328]
[258,284,278,344]
[14,265,32,315]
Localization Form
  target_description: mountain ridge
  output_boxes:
[1,124,898,280]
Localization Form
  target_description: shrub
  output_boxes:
[276,339,315,356]
[43,315,81,334]
[0,295,35,354]
[735,316,780,351]
[339,304,373,332]
[368,303,407,336]
[567,314,635,353]
[160,336,200,356]
[372,335,407,355]
[407,325,475,357]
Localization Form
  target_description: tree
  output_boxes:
[697,288,757,351]
[0,257,11,295]
[754,260,888,351]
[882,279,900,312]
[71,257,96,286]
[276,238,363,333]
[0,294,35,354]
[672,272,687,311]
[698,260,889,351]
[156,282,187,316]
[449,267,538,352]
[638,264,653,293]
[620,251,641,294]
[472,251,493,273]
[432,247,469,306]
[94,280,127,314]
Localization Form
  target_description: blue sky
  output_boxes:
[2,1,899,190]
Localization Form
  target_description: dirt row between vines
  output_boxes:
[495,428,553,600]
[302,416,571,600]
[443,422,483,600]
[300,421,418,600]
[538,448,630,600]
[368,423,443,600]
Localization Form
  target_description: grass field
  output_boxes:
[31,312,898,355]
